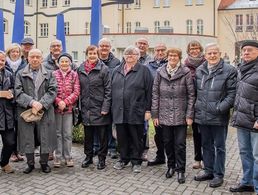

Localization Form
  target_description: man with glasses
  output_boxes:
[230,40,258,194]
[147,43,167,166]
[194,43,237,188]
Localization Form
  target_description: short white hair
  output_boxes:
[98,38,111,46]
[205,43,220,53]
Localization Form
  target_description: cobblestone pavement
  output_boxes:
[0,128,256,195]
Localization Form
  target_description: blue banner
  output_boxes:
[12,0,24,44]
[56,13,66,52]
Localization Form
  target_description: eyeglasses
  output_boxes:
[189,47,200,51]
[124,53,138,56]
[99,45,110,48]
[51,44,61,48]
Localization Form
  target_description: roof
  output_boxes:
[218,0,236,10]
[219,0,258,10]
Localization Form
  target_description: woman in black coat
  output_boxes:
[111,45,153,173]
[78,45,111,170]
[0,51,15,173]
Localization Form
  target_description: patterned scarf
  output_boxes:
[84,60,97,74]
[166,63,180,78]
[6,57,22,73]
[185,53,205,68]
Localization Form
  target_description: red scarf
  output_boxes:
[84,60,97,73]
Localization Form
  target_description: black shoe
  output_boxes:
[81,157,93,168]
[177,172,185,184]
[97,160,106,170]
[229,183,254,192]
[41,164,51,173]
[165,168,175,178]
[23,165,35,174]
[147,158,165,166]
[194,172,214,181]
[209,177,223,188]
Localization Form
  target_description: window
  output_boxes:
[85,22,89,34]
[197,19,203,35]
[63,0,70,6]
[135,0,141,8]
[126,22,131,33]
[24,21,30,35]
[163,0,171,7]
[164,20,170,27]
[196,0,204,5]
[185,0,192,5]
[51,0,57,7]
[10,0,15,3]
[64,22,70,35]
[135,21,141,28]
[3,19,8,33]
[246,14,254,31]
[25,0,32,6]
[154,21,160,33]
[125,4,131,9]
[186,19,192,34]
[42,0,47,7]
[235,14,243,32]
[40,23,48,37]
[154,0,160,7]
[72,51,78,62]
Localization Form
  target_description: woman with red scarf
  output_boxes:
[77,45,111,170]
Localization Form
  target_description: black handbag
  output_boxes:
[72,106,81,126]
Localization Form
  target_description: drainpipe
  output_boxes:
[36,0,38,47]
[213,0,216,36]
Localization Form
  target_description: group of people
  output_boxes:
[0,36,257,194]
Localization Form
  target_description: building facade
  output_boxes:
[2,0,248,63]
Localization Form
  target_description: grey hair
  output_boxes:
[0,50,6,56]
[28,48,43,56]
[205,43,220,52]
[98,38,111,46]
[50,39,62,47]
[123,45,140,59]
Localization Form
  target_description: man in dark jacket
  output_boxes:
[0,51,15,173]
[230,40,258,194]
[15,49,57,174]
[194,43,237,188]
[93,38,120,159]
[147,43,167,166]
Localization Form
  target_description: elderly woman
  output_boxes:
[112,46,153,173]
[184,40,206,169]
[53,53,80,168]
[5,43,27,162]
[78,45,111,170]
[152,48,195,183]
[0,51,15,173]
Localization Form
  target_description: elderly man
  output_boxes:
[230,40,258,194]
[194,43,237,188]
[15,49,57,174]
[135,37,152,66]
[20,37,34,63]
[147,43,167,166]
[43,39,76,71]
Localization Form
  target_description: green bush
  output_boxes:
[72,124,84,144]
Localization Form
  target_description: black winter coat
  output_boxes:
[78,60,111,126]
[195,59,237,126]
[111,62,153,124]
[231,57,258,132]
[100,53,120,77]
[0,68,15,131]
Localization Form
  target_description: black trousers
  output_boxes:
[154,125,165,161]
[192,123,202,161]
[26,153,49,166]
[0,129,15,167]
[163,125,187,173]
[84,125,108,160]
[116,124,144,166]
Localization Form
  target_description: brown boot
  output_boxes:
[2,164,14,174]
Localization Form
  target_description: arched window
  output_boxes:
[154,21,160,33]
[135,21,141,28]
[24,21,30,35]
[197,19,203,35]
[186,19,192,34]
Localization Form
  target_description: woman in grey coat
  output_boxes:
[152,48,195,183]
[15,49,57,174]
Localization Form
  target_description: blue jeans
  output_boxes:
[199,125,228,178]
[237,128,258,193]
